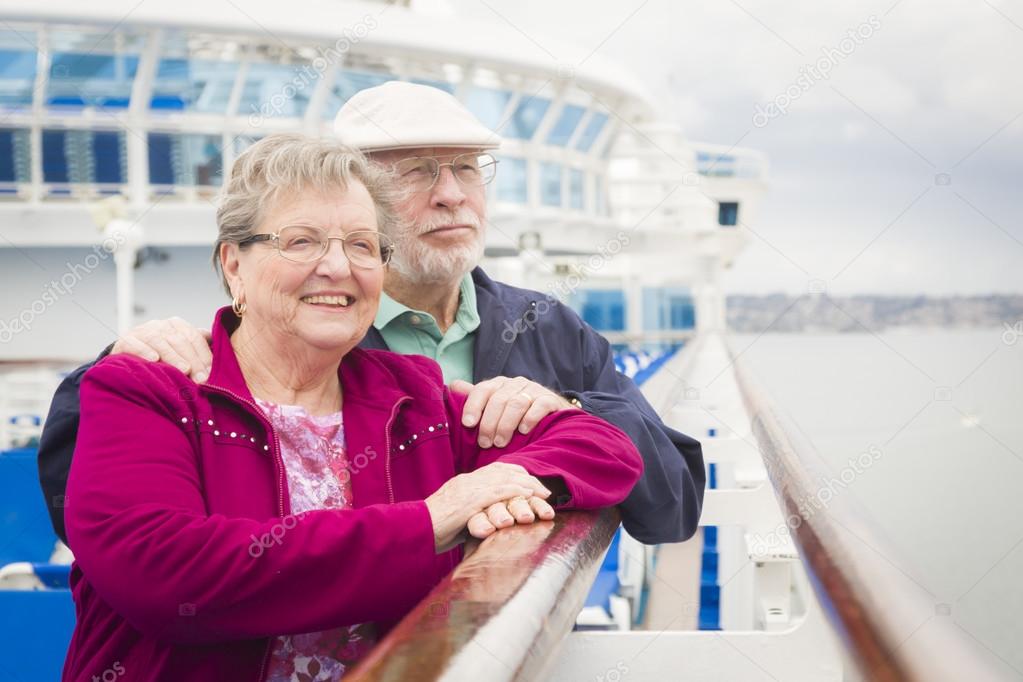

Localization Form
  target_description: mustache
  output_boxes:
[410,209,483,236]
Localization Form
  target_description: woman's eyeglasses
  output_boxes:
[238,225,395,268]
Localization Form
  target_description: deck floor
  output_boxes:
[637,346,705,632]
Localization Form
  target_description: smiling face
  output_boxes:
[220,182,384,358]
[370,147,489,286]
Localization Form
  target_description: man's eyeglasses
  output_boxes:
[392,153,498,192]
[238,225,395,268]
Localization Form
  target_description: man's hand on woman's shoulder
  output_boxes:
[450,376,576,449]
[111,317,213,382]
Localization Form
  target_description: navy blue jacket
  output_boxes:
[37,268,704,546]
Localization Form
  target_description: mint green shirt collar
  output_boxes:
[374,273,480,332]
[372,273,480,383]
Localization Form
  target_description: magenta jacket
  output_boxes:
[63,307,643,681]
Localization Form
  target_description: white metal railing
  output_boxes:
[0,181,31,199]
[560,332,1001,681]
[40,182,128,200]
[545,334,844,681]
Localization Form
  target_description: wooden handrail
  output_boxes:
[347,508,620,682]
[729,342,1002,681]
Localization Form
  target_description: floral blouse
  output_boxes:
[257,399,376,682]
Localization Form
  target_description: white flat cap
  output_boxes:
[333,81,502,153]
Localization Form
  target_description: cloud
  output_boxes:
[447,0,1023,293]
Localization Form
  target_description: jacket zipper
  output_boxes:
[202,383,284,682]
[204,384,412,679]
[383,396,412,504]
[203,384,286,515]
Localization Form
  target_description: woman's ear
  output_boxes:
[220,242,243,300]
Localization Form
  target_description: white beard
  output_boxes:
[388,209,485,285]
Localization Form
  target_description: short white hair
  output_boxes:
[212,133,401,294]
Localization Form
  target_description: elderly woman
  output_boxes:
[61,135,642,682]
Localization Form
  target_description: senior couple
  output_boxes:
[46,82,705,681]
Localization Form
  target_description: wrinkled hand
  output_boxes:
[465,495,555,540]
[424,462,551,553]
[450,376,575,448]
[111,318,212,382]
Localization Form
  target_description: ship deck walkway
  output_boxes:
[346,334,1006,681]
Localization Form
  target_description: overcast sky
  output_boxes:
[445,0,1023,296]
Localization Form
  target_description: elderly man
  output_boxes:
[37,81,703,547]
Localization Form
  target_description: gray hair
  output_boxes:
[212,133,402,295]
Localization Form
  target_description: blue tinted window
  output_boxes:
[0,50,36,106]
[669,297,696,328]
[42,131,69,183]
[0,129,30,184]
[0,130,14,182]
[464,88,512,131]
[540,162,562,207]
[47,53,139,109]
[699,152,736,177]
[718,201,739,226]
[643,287,695,331]
[0,29,35,51]
[41,130,126,186]
[504,96,550,140]
[322,71,391,119]
[546,104,585,146]
[496,156,527,203]
[93,131,125,184]
[151,58,237,113]
[148,133,222,187]
[148,134,174,185]
[44,131,101,185]
[575,112,608,152]
[569,168,584,210]
[578,290,626,331]
[240,62,315,120]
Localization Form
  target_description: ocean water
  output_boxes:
[729,328,1023,676]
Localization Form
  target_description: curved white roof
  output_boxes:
[0,0,653,110]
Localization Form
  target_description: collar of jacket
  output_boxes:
[202,305,408,411]
[357,268,537,383]
[472,267,546,381]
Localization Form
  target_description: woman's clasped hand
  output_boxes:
[424,461,557,551]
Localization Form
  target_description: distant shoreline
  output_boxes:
[726,294,1023,333]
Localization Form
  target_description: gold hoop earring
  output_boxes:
[232,296,247,317]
